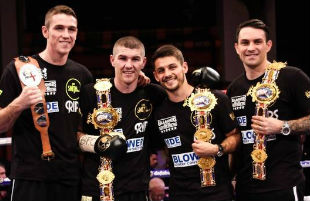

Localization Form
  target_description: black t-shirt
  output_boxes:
[0,55,93,185]
[226,66,310,193]
[153,89,237,201]
[79,80,166,196]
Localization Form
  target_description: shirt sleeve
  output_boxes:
[291,69,310,116]
[0,60,21,108]
[214,90,238,134]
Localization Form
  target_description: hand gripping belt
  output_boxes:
[14,56,55,161]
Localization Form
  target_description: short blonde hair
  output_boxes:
[113,36,145,57]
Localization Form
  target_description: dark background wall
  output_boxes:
[1,0,309,84]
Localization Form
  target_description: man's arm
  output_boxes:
[288,115,310,133]
[0,86,42,132]
[192,128,240,157]
[221,128,241,153]
[251,115,310,135]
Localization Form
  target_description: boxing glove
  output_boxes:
[79,133,127,160]
[190,67,220,89]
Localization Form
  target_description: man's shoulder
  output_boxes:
[67,59,89,71]
[228,73,245,87]
[144,83,167,105]
[212,89,229,99]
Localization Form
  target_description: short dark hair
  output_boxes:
[152,44,184,70]
[45,5,77,28]
[235,19,270,42]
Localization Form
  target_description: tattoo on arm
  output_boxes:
[221,128,241,154]
[289,115,310,134]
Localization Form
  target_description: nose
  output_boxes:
[62,28,70,38]
[124,59,133,68]
[163,69,172,77]
[248,42,256,51]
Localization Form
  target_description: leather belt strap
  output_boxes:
[14,56,55,161]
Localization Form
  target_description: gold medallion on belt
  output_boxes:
[197,156,216,169]
[251,149,268,163]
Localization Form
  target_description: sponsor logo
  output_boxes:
[135,99,152,120]
[237,116,247,127]
[126,137,144,153]
[241,129,276,144]
[134,121,148,134]
[267,109,278,119]
[231,95,246,110]
[65,100,79,113]
[41,67,47,79]
[171,151,199,168]
[157,116,177,133]
[241,130,255,144]
[44,80,56,96]
[164,136,181,148]
[47,101,59,113]
[65,78,81,100]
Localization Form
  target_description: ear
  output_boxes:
[266,40,272,53]
[183,62,189,74]
[42,26,48,39]
[234,43,240,55]
[141,57,147,70]
[153,71,160,82]
[110,55,115,67]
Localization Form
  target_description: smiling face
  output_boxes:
[235,27,272,70]
[110,46,146,86]
[153,56,188,92]
[42,13,78,57]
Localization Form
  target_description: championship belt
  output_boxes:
[247,61,286,180]
[14,56,55,161]
[87,78,124,201]
[183,88,218,186]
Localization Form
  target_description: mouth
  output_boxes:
[245,53,258,58]
[59,41,71,45]
[123,71,134,74]
[163,76,175,84]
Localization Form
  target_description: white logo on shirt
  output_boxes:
[134,121,148,134]
[157,116,177,133]
[65,100,79,113]
[237,116,247,127]
[231,95,246,110]
[47,101,59,113]
[126,137,144,153]
[172,151,199,168]
[164,136,182,148]
[45,80,56,96]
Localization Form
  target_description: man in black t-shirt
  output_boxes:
[226,19,310,201]
[151,44,240,201]
[0,5,93,201]
[78,36,166,201]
